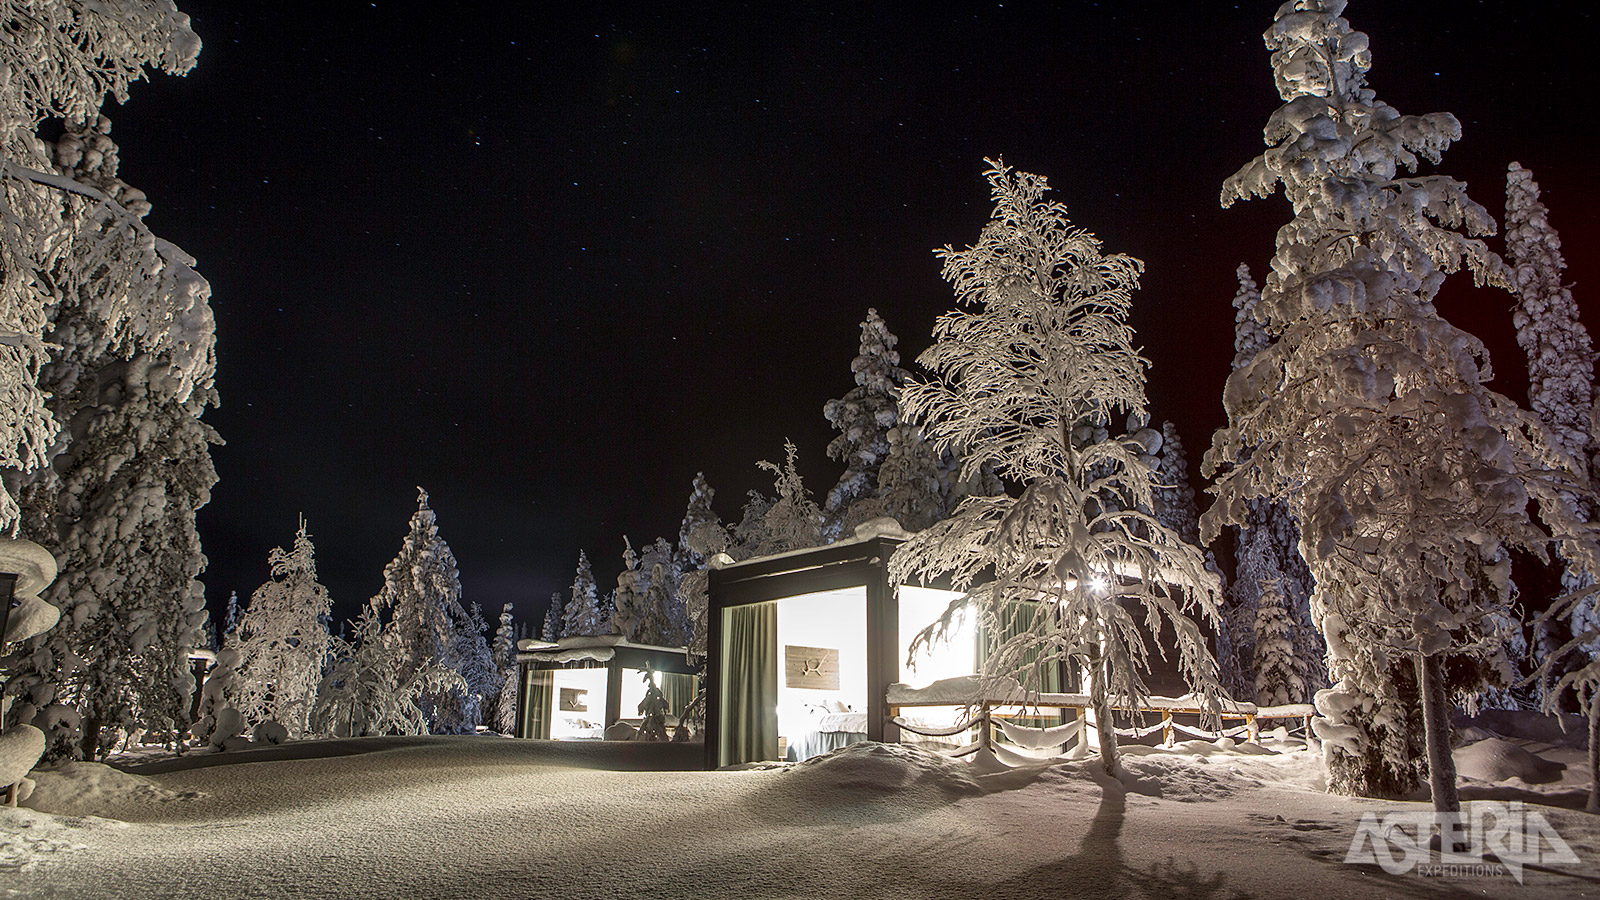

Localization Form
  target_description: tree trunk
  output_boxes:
[1587,694,1598,815]
[1092,662,1119,777]
[80,712,101,761]
[1418,654,1461,850]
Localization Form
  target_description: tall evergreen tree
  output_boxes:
[233,519,333,738]
[439,602,496,732]
[561,550,610,637]
[373,488,470,732]
[1506,161,1600,691]
[490,603,518,733]
[10,116,218,759]
[541,592,564,642]
[1222,263,1323,703]
[890,160,1224,776]
[1202,2,1584,814]
[823,309,910,534]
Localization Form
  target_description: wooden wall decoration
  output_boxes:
[559,687,589,712]
[785,645,840,690]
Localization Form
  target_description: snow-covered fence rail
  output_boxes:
[887,677,1305,753]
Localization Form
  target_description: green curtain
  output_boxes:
[525,668,554,740]
[976,598,1063,728]
[718,602,778,766]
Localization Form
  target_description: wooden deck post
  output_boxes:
[1161,710,1174,747]
[1246,713,1259,744]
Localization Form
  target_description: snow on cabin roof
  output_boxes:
[516,632,689,663]
[711,517,913,573]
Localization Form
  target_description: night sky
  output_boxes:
[97,3,1598,631]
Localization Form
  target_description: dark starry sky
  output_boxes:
[98,2,1598,630]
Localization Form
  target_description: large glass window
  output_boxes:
[549,666,608,740]
[718,586,870,765]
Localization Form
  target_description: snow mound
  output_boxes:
[753,742,982,821]
[1455,738,1565,785]
[1112,751,1265,801]
[23,761,203,818]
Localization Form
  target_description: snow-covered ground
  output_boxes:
[5,720,1596,899]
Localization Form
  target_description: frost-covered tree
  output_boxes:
[1253,580,1312,707]
[490,604,517,733]
[1220,264,1323,703]
[232,520,332,739]
[0,2,210,531]
[311,602,466,739]
[1201,2,1583,811]
[823,309,910,534]
[541,592,564,641]
[373,488,472,732]
[561,550,610,637]
[733,442,826,559]
[677,472,729,566]
[1150,422,1199,544]
[5,114,216,759]
[610,538,647,641]
[1506,161,1600,691]
[439,602,495,732]
[889,160,1225,777]
[611,535,681,645]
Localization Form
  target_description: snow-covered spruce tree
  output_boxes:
[733,442,826,559]
[677,473,729,566]
[613,536,687,647]
[0,2,209,532]
[675,473,730,659]
[1506,161,1600,695]
[561,550,611,637]
[823,309,911,536]
[889,160,1225,777]
[610,538,646,641]
[1253,580,1313,707]
[311,602,466,738]
[1150,422,1195,543]
[373,488,473,732]
[1221,263,1323,703]
[4,94,215,761]
[541,592,564,641]
[491,604,517,734]
[438,602,495,732]
[1201,2,1585,810]
[639,537,689,646]
[231,520,332,738]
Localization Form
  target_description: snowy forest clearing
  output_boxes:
[6,732,1597,900]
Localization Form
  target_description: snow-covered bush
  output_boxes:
[889,160,1224,776]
